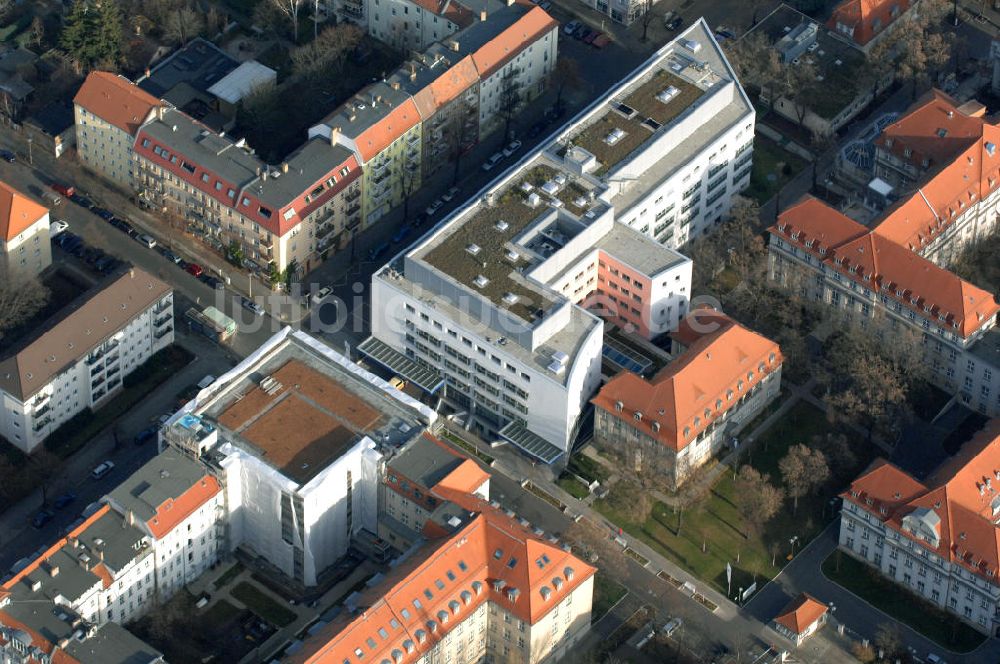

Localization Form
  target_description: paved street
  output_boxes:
[0,330,235,577]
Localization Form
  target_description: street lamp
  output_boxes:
[788,535,800,559]
[26,135,33,166]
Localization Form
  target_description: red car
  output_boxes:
[185,263,203,277]
[51,183,75,197]
[592,33,611,49]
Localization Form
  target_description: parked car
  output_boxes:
[185,263,204,277]
[52,492,76,510]
[663,11,682,30]
[43,192,62,206]
[32,510,55,529]
[563,20,581,35]
[134,426,158,446]
[51,183,75,197]
[91,460,115,480]
[425,199,443,216]
[83,247,104,264]
[49,219,69,236]
[661,617,683,638]
[392,224,412,243]
[241,297,265,316]
[201,275,224,290]
[441,186,459,202]
[539,0,551,9]
[69,193,93,208]
[592,33,611,48]
[577,28,594,41]
[503,140,522,157]
[584,30,600,45]
[94,255,117,273]
[93,207,114,221]
[136,234,157,249]
[0,149,15,163]
[715,27,736,40]
[482,153,504,171]
[368,242,390,261]
[311,286,333,305]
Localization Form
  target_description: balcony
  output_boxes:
[344,189,361,203]
[34,403,50,419]
[346,204,361,217]
[155,314,172,328]
[106,352,120,365]
[154,326,173,340]
[106,365,120,379]
[33,417,51,432]
[91,376,105,390]
[153,300,171,315]
[406,133,420,146]
[86,351,104,366]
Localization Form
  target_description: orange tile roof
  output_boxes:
[146,475,221,539]
[471,6,558,79]
[592,311,781,452]
[874,91,986,172]
[826,0,910,46]
[434,458,489,495]
[428,55,479,111]
[774,593,828,634]
[91,563,114,589]
[73,71,160,136]
[772,197,1000,339]
[355,98,421,163]
[843,421,1000,583]
[293,436,595,664]
[0,180,47,242]
[3,505,112,590]
[409,0,475,27]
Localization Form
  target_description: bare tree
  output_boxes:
[550,57,583,114]
[291,23,363,77]
[163,2,206,45]
[639,0,655,42]
[778,444,829,514]
[734,466,783,538]
[873,623,903,660]
[446,100,477,185]
[603,477,652,524]
[0,276,49,338]
[786,59,818,127]
[263,0,305,42]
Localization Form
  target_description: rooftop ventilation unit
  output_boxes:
[502,292,519,305]
[473,275,490,288]
[495,220,509,231]
[680,39,701,53]
[657,86,680,103]
[466,243,481,256]
[548,360,566,375]
[552,350,569,365]
[505,249,519,262]
[605,128,626,145]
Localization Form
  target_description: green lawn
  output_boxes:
[558,473,591,500]
[201,599,243,631]
[231,582,297,627]
[594,400,859,597]
[213,562,245,590]
[44,345,194,458]
[822,552,987,653]
[744,137,807,205]
[591,573,627,622]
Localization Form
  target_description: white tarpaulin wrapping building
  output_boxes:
[163,328,435,585]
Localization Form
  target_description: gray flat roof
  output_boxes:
[971,326,1000,370]
[65,622,163,664]
[599,224,688,275]
[207,60,276,104]
[388,433,465,490]
[108,449,214,525]
[140,38,239,97]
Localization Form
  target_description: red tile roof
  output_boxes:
[843,421,1000,584]
[0,180,47,242]
[355,99,422,163]
[73,72,160,136]
[773,593,828,634]
[0,610,80,664]
[874,91,986,172]
[772,197,1000,338]
[146,475,221,539]
[592,310,781,452]
[471,7,558,79]
[293,436,595,664]
[827,0,910,46]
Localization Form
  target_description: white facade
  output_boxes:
[477,27,558,137]
[218,436,381,587]
[0,211,50,280]
[0,289,173,453]
[839,500,1000,633]
[74,104,140,189]
[367,0,463,51]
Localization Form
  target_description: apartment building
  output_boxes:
[364,21,747,464]
[368,0,479,51]
[310,5,557,226]
[161,327,436,586]
[73,72,161,188]
[575,0,652,26]
[827,0,911,52]
[106,449,225,600]
[133,107,362,273]
[591,309,782,489]
[0,509,164,664]
[769,195,1000,417]
[838,420,1000,636]
[379,431,491,549]
[0,268,173,453]
[0,180,50,280]
[293,438,596,664]
[556,19,755,249]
